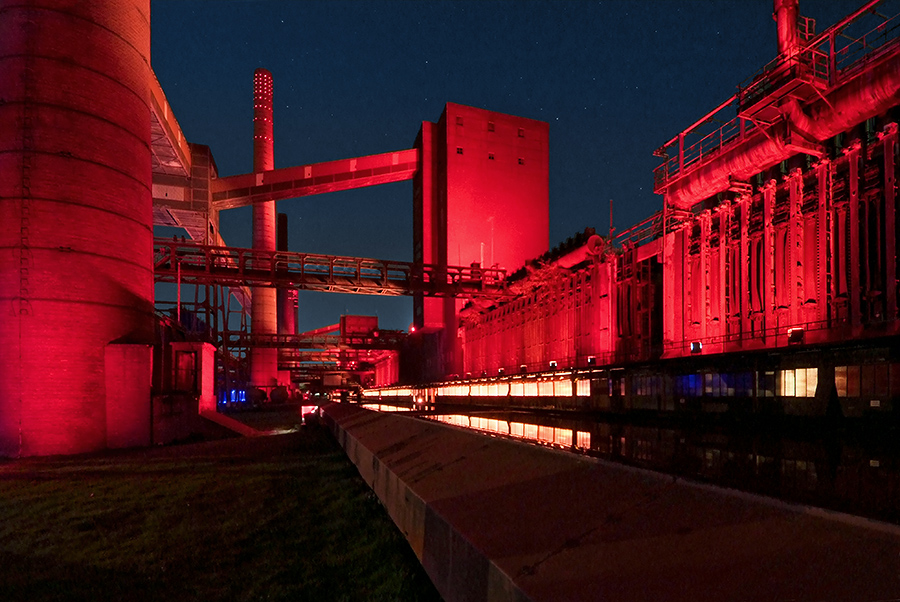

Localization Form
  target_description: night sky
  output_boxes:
[151,0,862,332]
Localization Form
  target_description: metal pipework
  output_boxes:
[774,0,800,57]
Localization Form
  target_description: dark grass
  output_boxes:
[0,424,442,602]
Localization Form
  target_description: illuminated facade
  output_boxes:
[0,0,155,456]
[250,68,280,391]
[3,0,899,457]
[448,0,900,418]
[413,103,550,378]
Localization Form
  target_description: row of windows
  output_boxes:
[454,115,526,138]
[455,147,526,164]
[430,414,590,449]
[630,369,816,398]
[368,363,899,402]
[369,379,591,399]
[835,364,900,398]
[671,370,814,398]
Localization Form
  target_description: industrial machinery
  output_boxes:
[376,0,900,419]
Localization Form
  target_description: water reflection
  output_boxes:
[416,410,900,526]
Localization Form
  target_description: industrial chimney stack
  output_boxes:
[250,68,279,393]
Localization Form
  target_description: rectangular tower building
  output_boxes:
[413,103,549,378]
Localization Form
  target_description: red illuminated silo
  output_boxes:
[0,0,154,455]
[250,68,279,390]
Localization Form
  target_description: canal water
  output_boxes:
[365,404,900,526]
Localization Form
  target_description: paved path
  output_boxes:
[323,403,900,602]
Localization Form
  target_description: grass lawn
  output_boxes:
[0,422,441,601]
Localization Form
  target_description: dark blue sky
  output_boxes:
[151,0,861,332]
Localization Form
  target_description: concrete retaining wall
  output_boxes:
[322,403,900,602]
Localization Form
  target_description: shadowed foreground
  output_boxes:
[0,424,441,602]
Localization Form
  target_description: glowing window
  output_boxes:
[576,431,591,449]
[778,368,818,397]
[576,379,590,396]
[538,425,554,443]
[555,380,572,397]
[524,381,538,396]
[805,368,818,397]
[780,369,796,397]
[554,428,573,447]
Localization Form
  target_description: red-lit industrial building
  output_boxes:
[3,0,899,458]
[380,0,900,419]
[412,103,550,381]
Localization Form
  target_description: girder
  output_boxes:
[231,332,405,350]
[153,239,510,299]
[210,149,419,210]
[150,68,191,178]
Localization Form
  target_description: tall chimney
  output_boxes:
[250,68,279,391]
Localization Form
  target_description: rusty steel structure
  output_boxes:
[396,0,900,420]
[154,240,509,298]
[5,0,899,457]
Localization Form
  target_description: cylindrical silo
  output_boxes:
[0,0,154,455]
[250,68,279,392]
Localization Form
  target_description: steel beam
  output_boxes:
[210,149,419,210]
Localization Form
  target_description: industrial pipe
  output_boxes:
[774,0,800,57]
[666,48,900,209]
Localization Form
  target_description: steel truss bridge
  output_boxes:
[154,239,510,298]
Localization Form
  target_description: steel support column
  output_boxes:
[816,160,831,325]
[788,168,803,325]
[699,210,711,341]
[847,143,861,329]
[763,180,777,341]
[883,123,898,322]
[718,202,730,344]
[740,194,751,342]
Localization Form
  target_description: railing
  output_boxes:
[153,239,510,299]
[830,1,900,73]
[662,316,842,357]
[738,47,829,109]
[610,210,664,248]
[653,0,900,193]
[652,98,756,193]
[223,331,406,349]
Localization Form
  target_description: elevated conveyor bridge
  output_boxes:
[154,239,510,299]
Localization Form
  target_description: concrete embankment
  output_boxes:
[322,403,900,602]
